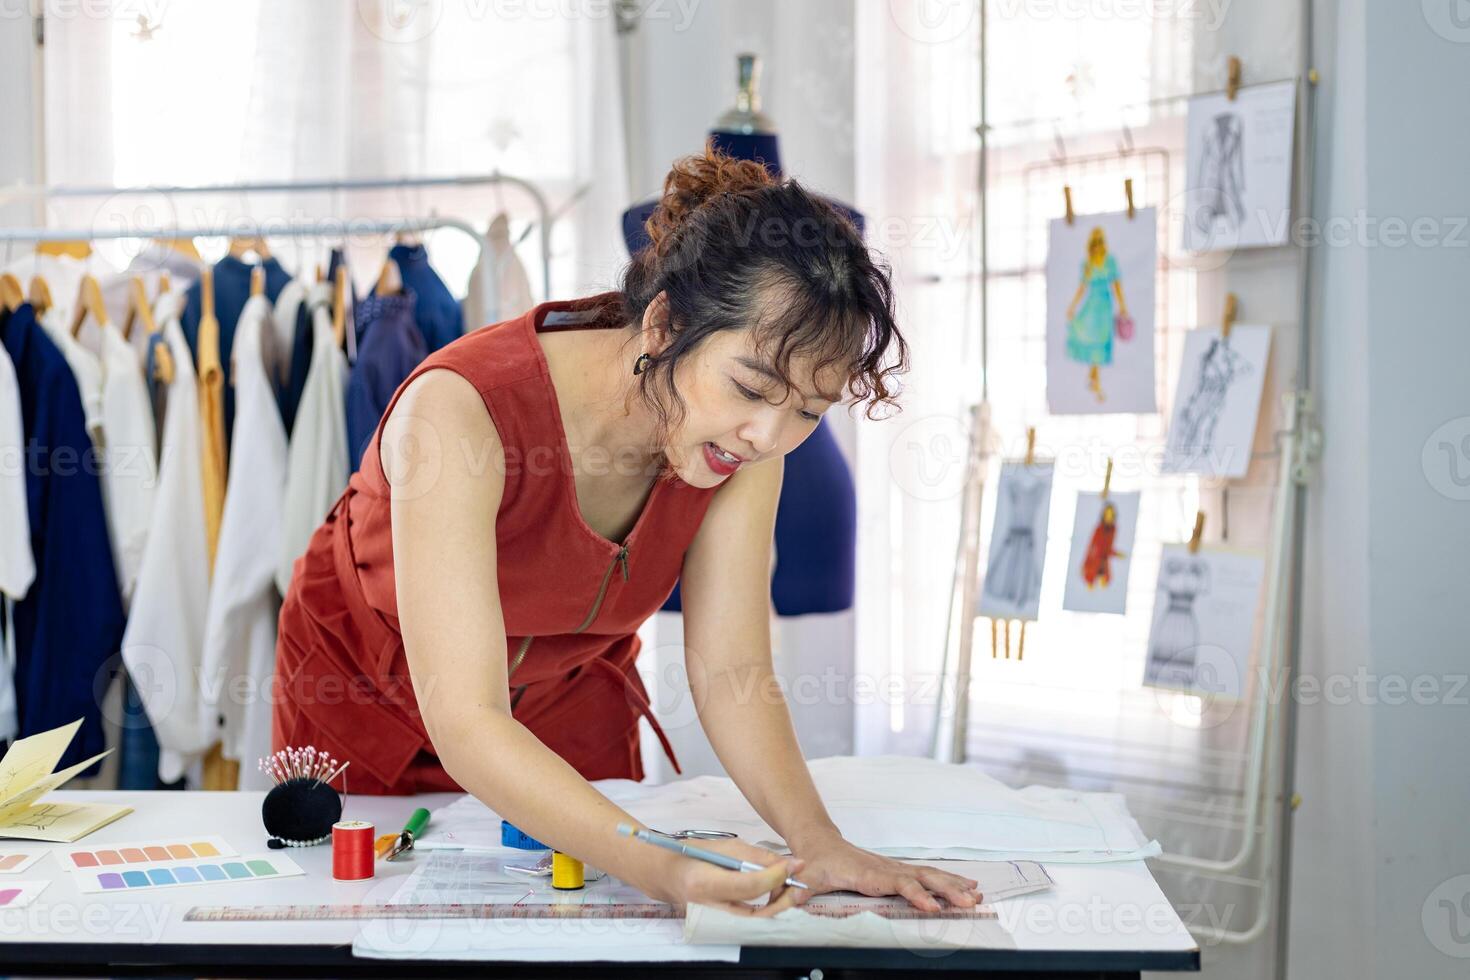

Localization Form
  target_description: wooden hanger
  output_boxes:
[68,275,110,338]
[332,265,348,349]
[375,256,402,296]
[27,275,53,315]
[156,272,171,296]
[37,240,92,260]
[202,266,215,323]
[249,265,265,298]
[122,276,157,341]
[0,273,23,312]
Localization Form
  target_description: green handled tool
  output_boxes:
[382,807,431,861]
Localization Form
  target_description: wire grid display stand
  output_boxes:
[934,70,1319,948]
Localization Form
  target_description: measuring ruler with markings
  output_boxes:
[186,903,996,922]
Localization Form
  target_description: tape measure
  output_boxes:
[185,903,995,922]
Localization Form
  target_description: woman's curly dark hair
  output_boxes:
[618,145,909,458]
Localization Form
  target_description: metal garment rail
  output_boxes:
[0,170,559,304]
[0,216,494,319]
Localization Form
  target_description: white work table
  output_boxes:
[0,790,1199,978]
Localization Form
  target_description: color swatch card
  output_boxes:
[75,852,304,894]
[61,835,236,872]
[0,880,50,909]
[0,848,47,874]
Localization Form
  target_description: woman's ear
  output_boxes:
[640,291,674,356]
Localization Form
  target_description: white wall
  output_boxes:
[1288,0,1470,978]
[622,0,860,779]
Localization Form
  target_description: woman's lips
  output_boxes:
[703,441,742,476]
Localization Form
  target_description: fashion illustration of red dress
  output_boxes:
[1081,503,1126,589]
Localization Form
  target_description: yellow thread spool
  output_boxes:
[551,851,585,890]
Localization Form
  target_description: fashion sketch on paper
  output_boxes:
[1080,501,1127,590]
[984,470,1048,609]
[1064,227,1131,403]
[1194,112,1246,234]
[1145,555,1211,688]
[1169,335,1251,465]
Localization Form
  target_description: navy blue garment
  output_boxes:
[180,255,292,445]
[623,133,863,616]
[375,243,462,353]
[1,305,125,774]
[277,286,317,437]
[347,289,427,471]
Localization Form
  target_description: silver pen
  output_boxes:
[616,823,809,890]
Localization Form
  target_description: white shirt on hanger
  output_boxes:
[0,340,33,743]
[199,294,287,786]
[462,212,536,331]
[277,281,348,596]
[119,295,215,783]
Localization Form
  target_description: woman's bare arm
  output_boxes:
[386,370,798,912]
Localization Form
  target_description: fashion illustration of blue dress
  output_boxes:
[1067,254,1119,367]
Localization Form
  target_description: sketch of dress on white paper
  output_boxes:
[1169,336,1251,463]
[1144,555,1211,688]
[1195,112,1245,233]
[984,474,1047,608]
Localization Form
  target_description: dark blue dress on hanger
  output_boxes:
[622,132,859,616]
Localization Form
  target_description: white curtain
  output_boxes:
[42,0,629,301]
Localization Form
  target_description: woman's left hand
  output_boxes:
[786,837,983,912]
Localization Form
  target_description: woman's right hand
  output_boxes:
[638,838,807,918]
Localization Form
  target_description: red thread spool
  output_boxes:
[332,820,375,881]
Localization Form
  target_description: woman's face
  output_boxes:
[658,325,845,490]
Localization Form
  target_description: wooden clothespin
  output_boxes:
[0,273,23,312]
[1017,622,1026,662]
[1063,186,1075,226]
[249,265,265,298]
[1221,292,1238,340]
[1124,178,1135,220]
[991,619,998,659]
[1226,56,1242,101]
[1024,427,1036,467]
[1004,619,1012,660]
[1188,511,1206,554]
[1101,458,1113,499]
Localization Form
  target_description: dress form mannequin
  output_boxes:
[623,54,859,616]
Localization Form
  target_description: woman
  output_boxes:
[273,148,981,917]
[1064,226,1130,402]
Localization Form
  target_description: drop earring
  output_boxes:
[632,352,652,376]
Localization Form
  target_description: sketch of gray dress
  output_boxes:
[1145,556,1211,688]
[1194,112,1245,232]
[984,474,1047,608]
[1170,337,1250,462]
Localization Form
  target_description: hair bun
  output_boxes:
[645,146,776,255]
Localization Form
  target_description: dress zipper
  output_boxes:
[508,544,631,687]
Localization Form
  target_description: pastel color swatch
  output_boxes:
[0,850,47,874]
[77,853,304,894]
[61,836,235,873]
[0,880,50,909]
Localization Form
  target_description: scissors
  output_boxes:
[649,829,738,841]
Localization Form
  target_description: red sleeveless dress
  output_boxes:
[272,293,715,794]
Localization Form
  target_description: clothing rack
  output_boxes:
[0,170,562,308]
